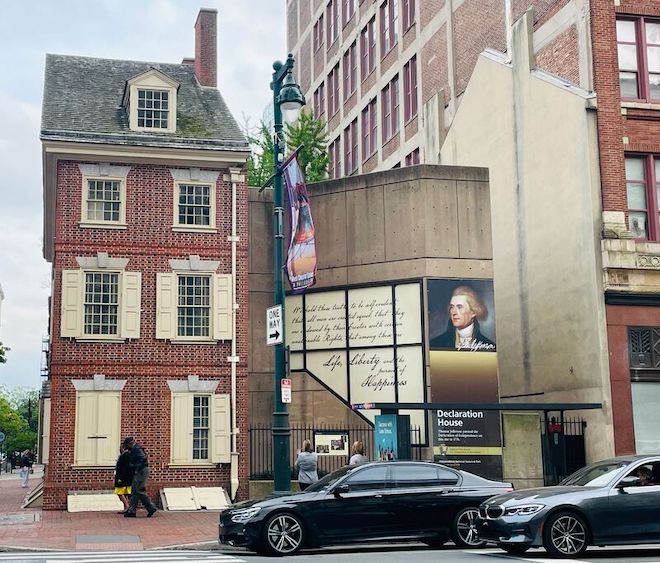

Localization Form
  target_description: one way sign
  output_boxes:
[266,305,283,346]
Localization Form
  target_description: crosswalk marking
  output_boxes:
[0,551,245,563]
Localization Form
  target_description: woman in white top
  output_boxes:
[295,439,318,491]
[349,440,369,466]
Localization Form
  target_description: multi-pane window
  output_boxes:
[329,137,342,179]
[86,179,121,222]
[327,0,339,47]
[626,155,660,240]
[178,184,211,226]
[328,64,340,117]
[381,76,400,143]
[313,14,325,51]
[343,42,358,100]
[380,0,399,56]
[402,0,415,32]
[193,395,210,460]
[405,148,420,166]
[361,98,378,160]
[361,17,377,80]
[629,327,660,453]
[177,275,211,338]
[314,83,326,118]
[84,272,119,336]
[342,0,356,26]
[137,89,169,129]
[617,18,660,101]
[403,56,418,121]
[344,119,358,175]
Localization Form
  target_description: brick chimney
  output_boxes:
[194,8,218,87]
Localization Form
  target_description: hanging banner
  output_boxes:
[283,152,317,292]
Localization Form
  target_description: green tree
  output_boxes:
[245,120,275,188]
[0,393,35,455]
[285,111,329,182]
[0,341,9,364]
[5,386,39,433]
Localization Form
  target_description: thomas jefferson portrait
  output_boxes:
[430,285,496,351]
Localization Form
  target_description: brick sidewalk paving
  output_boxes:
[0,474,220,551]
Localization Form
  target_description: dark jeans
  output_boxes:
[127,466,157,513]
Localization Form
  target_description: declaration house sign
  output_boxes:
[286,282,427,440]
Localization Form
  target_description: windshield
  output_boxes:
[305,465,353,492]
[561,460,631,486]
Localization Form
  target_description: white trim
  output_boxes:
[72,374,127,391]
[167,375,220,393]
[169,168,221,184]
[172,180,217,230]
[79,170,129,228]
[76,252,129,270]
[168,255,220,272]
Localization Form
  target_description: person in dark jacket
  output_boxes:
[122,437,157,517]
[113,446,134,513]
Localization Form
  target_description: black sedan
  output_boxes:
[219,461,512,556]
[477,455,660,558]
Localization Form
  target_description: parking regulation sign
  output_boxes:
[281,378,292,404]
[266,305,283,346]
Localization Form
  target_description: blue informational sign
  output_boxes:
[374,415,398,461]
[0,431,5,444]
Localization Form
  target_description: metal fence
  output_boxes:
[249,423,423,480]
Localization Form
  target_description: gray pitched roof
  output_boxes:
[41,54,248,151]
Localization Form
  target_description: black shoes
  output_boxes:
[147,508,157,517]
[123,512,136,518]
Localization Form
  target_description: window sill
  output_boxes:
[404,115,418,127]
[168,463,218,468]
[621,101,660,111]
[79,222,127,230]
[172,226,218,233]
[169,339,217,344]
[327,38,338,51]
[75,338,125,343]
[361,69,375,84]
[71,464,115,469]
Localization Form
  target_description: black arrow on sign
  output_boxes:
[269,330,281,340]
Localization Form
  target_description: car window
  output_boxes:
[391,465,454,488]
[305,466,352,492]
[344,466,388,491]
[622,462,660,487]
[561,460,631,486]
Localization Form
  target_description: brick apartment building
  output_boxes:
[40,10,251,509]
[287,0,660,465]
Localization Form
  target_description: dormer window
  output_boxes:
[124,68,179,134]
[137,89,169,129]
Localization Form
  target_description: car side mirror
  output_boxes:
[333,484,350,497]
[616,476,640,489]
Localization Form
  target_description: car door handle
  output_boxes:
[374,494,383,498]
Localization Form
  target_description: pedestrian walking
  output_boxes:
[19,450,30,488]
[295,439,318,491]
[349,440,369,466]
[122,437,157,518]
[113,445,134,513]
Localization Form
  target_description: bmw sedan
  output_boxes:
[219,461,512,556]
[477,455,660,558]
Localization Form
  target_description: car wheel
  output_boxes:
[262,512,305,556]
[542,511,589,558]
[499,543,531,555]
[452,507,486,548]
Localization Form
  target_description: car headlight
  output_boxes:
[504,504,545,516]
[230,507,261,523]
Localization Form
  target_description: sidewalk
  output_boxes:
[0,466,220,551]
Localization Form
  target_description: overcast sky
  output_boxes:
[0,0,285,390]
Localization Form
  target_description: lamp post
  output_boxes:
[270,54,305,494]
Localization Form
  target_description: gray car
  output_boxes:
[477,455,660,558]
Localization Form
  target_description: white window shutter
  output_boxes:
[61,269,83,338]
[75,392,98,466]
[213,274,233,341]
[211,394,231,464]
[96,392,121,466]
[171,393,193,464]
[42,398,51,465]
[120,272,142,339]
[156,273,177,339]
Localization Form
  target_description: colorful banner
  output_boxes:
[428,279,502,480]
[282,153,317,292]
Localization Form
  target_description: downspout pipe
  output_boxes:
[228,167,242,501]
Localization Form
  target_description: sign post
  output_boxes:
[266,305,283,346]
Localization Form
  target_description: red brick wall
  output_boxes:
[405,114,418,140]
[288,0,299,51]
[513,0,570,27]
[453,0,506,96]
[382,132,401,160]
[535,24,579,85]
[300,36,312,94]
[44,161,250,509]
[420,0,445,31]
[421,25,449,105]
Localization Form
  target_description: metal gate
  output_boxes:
[541,415,587,485]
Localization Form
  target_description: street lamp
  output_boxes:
[270,54,305,494]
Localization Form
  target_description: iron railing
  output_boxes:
[249,423,423,480]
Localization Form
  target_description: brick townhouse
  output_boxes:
[286,0,660,468]
[40,9,251,509]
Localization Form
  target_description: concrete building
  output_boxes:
[287,1,660,464]
[40,10,250,509]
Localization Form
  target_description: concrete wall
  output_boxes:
[440,12,613,463]
[249,164,492,430]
